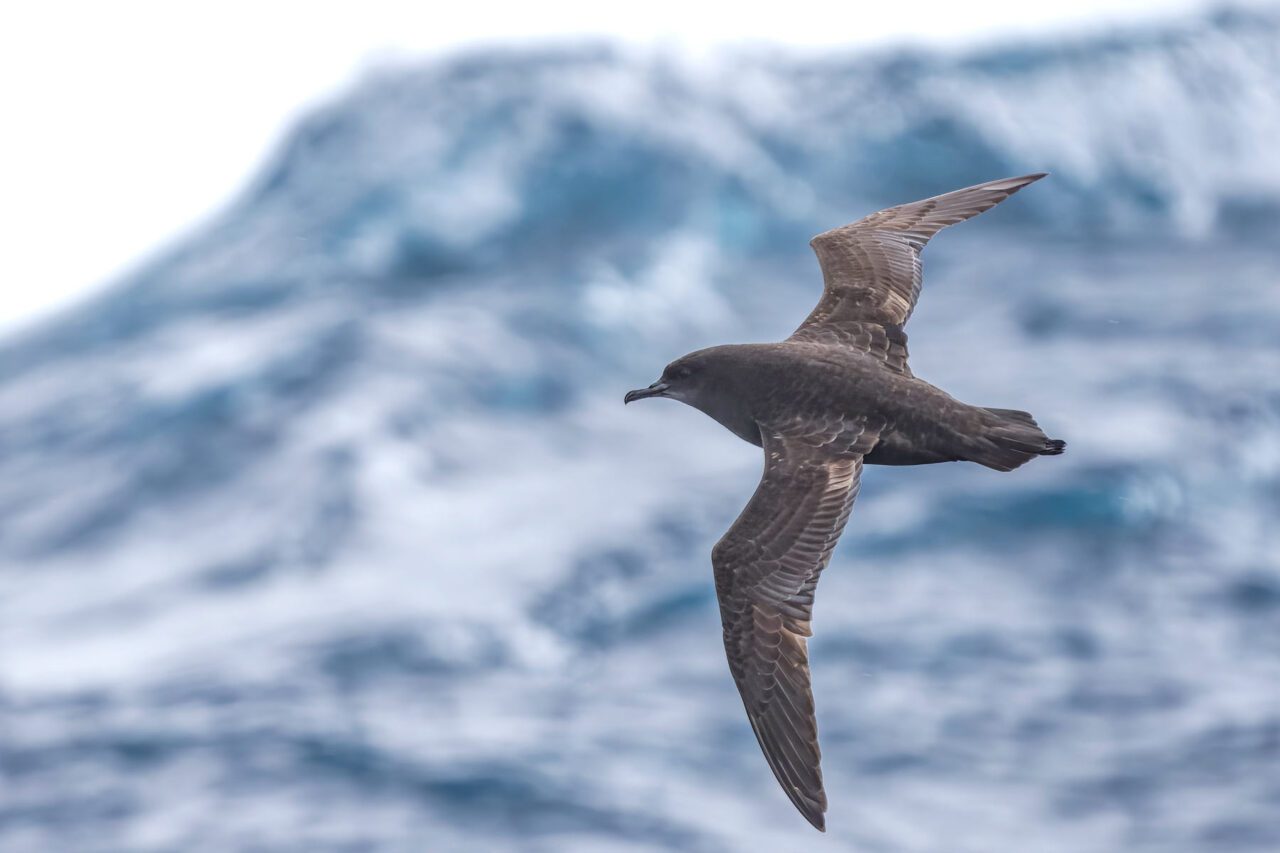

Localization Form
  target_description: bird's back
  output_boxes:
[715,341,949,429]
[712,342,1049,469]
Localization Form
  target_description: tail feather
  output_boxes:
[968,407,1066,472]
[983,407,1038,426]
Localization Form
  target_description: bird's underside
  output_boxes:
[625,173,1065,831]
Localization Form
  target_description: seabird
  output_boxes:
[624,174,1064,831]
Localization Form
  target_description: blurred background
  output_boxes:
[3,2,1280,851]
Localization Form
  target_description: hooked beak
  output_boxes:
[624,381,669,404]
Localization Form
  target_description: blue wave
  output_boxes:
[3,8,1280,852]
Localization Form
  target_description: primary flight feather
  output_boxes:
[624,173,1064,831]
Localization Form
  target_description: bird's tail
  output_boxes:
[966,407,1066,472]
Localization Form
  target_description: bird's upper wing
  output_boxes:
[789,173,1046,373]
[712,425,878,831]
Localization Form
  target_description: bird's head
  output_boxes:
[623,352,710,406]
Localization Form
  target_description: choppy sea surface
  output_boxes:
[3,9,1280,852]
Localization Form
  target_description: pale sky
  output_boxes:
[0,0,1208,334]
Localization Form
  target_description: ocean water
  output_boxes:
[3,8,1280,852]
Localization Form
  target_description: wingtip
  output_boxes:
[999,171,1048,190]
[796,790,827,832]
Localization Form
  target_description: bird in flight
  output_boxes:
[624,174,1064,831]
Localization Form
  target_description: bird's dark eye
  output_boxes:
[669,366,691,380]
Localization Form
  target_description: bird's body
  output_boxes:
[681,342,1059,470]
[625,174,1064,831]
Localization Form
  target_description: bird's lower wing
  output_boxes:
[711,430,871,831]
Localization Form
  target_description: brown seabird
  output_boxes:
[624,174,1064,831]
